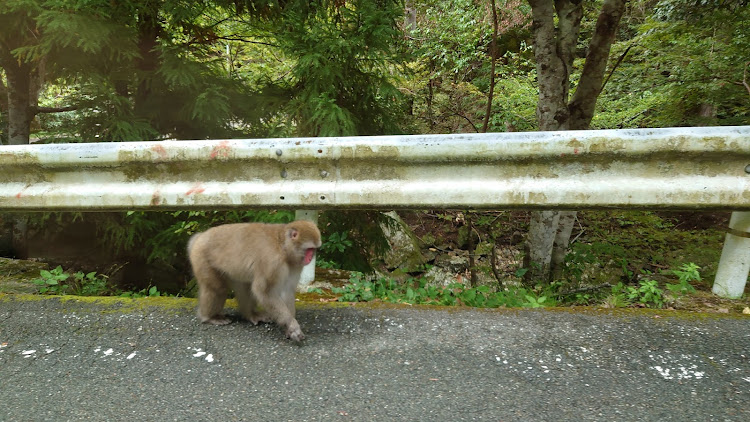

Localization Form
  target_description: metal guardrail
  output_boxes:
[1,126,749,298]
[1,126,749,211]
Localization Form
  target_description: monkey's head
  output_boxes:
[285,220,322,267]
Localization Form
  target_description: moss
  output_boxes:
[0,293,196,315]
[0,257,49,294]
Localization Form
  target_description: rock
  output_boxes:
[433,250,470,273]
[423,266,458,287]
[379,211,426,271]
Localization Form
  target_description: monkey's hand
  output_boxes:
[286,320,305,342]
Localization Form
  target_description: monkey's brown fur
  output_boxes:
[188,220,321,342]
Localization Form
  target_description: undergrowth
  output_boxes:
[32,265,165,298]
[331,262,706,310]
[332,272,552,308]
[19,210,738,312]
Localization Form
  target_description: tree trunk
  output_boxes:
[404,1,417,33]
[0,73,8,114]
[4,58,35,145]
[427,77,435,130]
[550,210,576,280]
[524,210,559,284]
[525,0,582,284]
[526,0,626,283]
[134,4,161,117]
[528,0,581,132]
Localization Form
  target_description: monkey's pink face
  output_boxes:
[303,248,316,266]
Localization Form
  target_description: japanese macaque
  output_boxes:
[188,220,321,342]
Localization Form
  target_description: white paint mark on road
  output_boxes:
[92,346,138,362]
[649,353,707,381]
[189,347,215,363]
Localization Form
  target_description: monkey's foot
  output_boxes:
[249,313,272,325]
[203,315,232,325]
[285,320,305,342]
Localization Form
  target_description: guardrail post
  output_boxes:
[295,210,319,286]
[712,211,750,299]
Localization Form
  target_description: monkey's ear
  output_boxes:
[288,228,299,240]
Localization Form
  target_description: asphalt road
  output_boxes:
[1,295,748,421]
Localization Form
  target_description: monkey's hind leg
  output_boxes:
[196,266,232,326]
[232,281,272,325]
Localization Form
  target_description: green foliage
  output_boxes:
[32,266,70,295]
[277,0,408,136]
[595,0,750,128]
[522,294,548,309]
[317,230,355,269]
[332,272,554,309]
[569,211,724,280]
[666,263,700,295]
[555,212,718,308]
[320,231,353,255]
[6,0,748,145]
[486,72,538,132]
[100,210,294,265]
[628,277,666,308]
[609,273,667,309]
[32,266,109,296]
[71,270,110,296]
[119,285,163,298]
[403,0,534,133]
[318,211,393,272]
[562,242,627,284]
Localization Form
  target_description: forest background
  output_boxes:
[1,0,749,310]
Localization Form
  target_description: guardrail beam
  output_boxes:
[1,126,749,298]
[1,126,749,211]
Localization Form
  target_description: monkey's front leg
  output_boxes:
[251,280,304,342]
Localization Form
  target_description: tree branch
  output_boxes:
[482,0,499,133]
[34,105,78,113]
[490,241,504,290]
[601,43,633,93]
[568,0,626,130]
[451,111,479,133]
[554,0,584,97]
[214,37,279,47]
